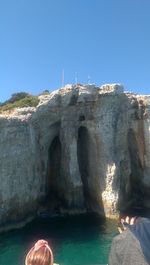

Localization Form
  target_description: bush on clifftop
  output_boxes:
[0,94,39,113]
[7,92,30,104]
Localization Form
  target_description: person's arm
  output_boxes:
[109,216,136,265]
[118,216,137,233]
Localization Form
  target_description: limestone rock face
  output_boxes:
[0,84,150,230]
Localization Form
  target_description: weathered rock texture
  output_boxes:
[0,84,150,230]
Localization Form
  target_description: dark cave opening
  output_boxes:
[127,129,148,215]
[119,128,148,216]
[46,136,62,209]
[77,126,104,215]
[77,126,90,209]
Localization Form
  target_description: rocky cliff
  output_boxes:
[0,84,150,231]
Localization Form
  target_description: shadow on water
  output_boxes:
[0,213,117,265]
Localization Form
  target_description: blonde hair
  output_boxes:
[25,240,54,265]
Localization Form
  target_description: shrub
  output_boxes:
[1,92,30,106]
[40,89,50,95]
[0,95,39,113]
[9,92,30,103]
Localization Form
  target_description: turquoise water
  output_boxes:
[0,214,117,265]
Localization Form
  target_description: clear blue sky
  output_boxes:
[0,0,150,102]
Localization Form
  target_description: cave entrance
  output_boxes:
[46,136,62,208]
[77,126,104,215]
[119,128,147,216]
[77,126,89,209]
[127,129,146,215]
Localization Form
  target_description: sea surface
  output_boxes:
[0,214,118,265]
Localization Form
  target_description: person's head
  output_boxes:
[25,239,53,265]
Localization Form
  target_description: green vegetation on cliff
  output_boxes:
[0,92,39,113]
